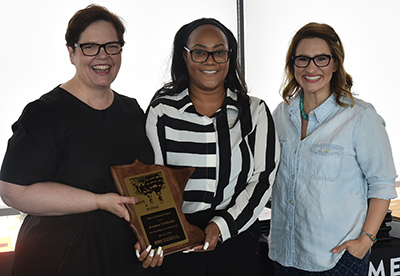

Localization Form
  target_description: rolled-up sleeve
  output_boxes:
[354,105,397,199]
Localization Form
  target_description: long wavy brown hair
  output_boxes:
[281,22,354,107]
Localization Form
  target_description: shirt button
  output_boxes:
[294,149,297,153]
[289,225,293,230]
[311,112,315,116]
[290,200,294,204]
[291,175,295,179]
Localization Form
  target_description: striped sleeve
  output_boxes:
[145,102,165,165]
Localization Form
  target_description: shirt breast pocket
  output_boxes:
[309,144,344,182]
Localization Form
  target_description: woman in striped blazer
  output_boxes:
[146,18,280,276]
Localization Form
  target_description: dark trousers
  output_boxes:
[160,220,261,276]
[273,250,370,276]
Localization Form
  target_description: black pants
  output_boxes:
[160,220,261,276]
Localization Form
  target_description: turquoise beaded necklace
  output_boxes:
[300,94,309,121]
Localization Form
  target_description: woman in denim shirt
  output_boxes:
[268,22,397,275]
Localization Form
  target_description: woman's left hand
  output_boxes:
[185,222,220,253]
[332,234,373,259]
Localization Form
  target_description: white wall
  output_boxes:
[0,1,399,209]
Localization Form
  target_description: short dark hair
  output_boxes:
[282,22,354,107]
[65,4,125,49]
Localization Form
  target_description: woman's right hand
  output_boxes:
[0,180,137,219]
[95,193,137,222]
[135,242,164,268]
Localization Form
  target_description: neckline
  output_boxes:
[58,86,116,112]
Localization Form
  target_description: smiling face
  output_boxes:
[68,20,121,90]
[294,38,337,98]
[184,25,230,95]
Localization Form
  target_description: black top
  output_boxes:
[0,86,156,275]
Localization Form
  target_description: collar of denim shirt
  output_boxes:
[288,92,338,123]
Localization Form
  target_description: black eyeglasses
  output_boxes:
[74,41,123,56]
[184,46,231,64]
[292,54,333,68]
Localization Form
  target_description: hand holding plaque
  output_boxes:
[111,160,205,255]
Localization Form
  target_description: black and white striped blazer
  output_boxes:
[146,88,279,242]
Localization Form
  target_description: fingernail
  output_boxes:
[203,242,209,250]
[133,197,138,203]
[146,245,152,252]
[157,247,162,256]
[160,250,164,258]
[150,249,155,257]
[182,249,194,253]
[136,249,140,259]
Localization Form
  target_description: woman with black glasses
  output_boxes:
[146,18,280,275]
[0,5,161,275]
[268,22,397,275]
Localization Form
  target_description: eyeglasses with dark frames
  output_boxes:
[292,54,333,68]
[184,46,231,64]
[74,41,124,56]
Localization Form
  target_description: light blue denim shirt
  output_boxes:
[268,93,397,272]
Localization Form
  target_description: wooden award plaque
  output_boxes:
[111,159,205,255]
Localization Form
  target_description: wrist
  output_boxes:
[361,231,377,245]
